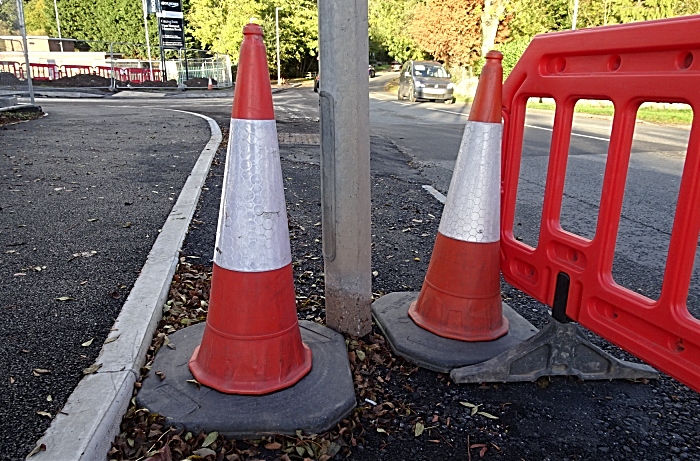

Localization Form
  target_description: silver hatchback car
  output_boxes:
[397,60,455,104]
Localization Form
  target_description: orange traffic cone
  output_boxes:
[207,76,213,90]
[407,51,508,341]
[188,23,312,394]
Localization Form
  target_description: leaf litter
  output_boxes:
[109,258,508,461]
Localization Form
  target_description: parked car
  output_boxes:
[397,60,455,104]
[391,61,402,72]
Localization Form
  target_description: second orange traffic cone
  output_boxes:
[408,51,508,342]
[207,76,213,90]
[188,23,312,394]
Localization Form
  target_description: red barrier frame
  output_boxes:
[29,63,61,80]
[0,61,24,79]
[61,64,92,78]
[501,15,700,392]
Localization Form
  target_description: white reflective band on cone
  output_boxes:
[438,121,502,243]
[214,119,292,272]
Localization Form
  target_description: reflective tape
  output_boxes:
[214,119,292,272]
[438,121,501,243]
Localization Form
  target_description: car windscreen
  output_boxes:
[413,64,448,78]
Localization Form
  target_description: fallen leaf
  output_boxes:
[36,411,51,418]
[9,377,15,384]
[356,350,366,361]
[193,448,216,457]
[105,335,120,344]
[376,428,386,433]
[477,411,499,420]
[155,371,166,380]
[83,363,102,375]
[81,338,94,347]
[27,444,46,457]
[186,378,201,389]
[87,218,99,222]
[264,442,282,450]
[202,431,218,447]
[32,368,51,375]
[46,395,52,402]
[414,422,424,437]
[55,296,74,302]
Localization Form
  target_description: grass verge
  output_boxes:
[526,101,693,126]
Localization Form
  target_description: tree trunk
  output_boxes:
[481,0,506,57]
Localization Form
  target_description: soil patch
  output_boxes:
[0,109,43,126]
[184,77,218,88]
[33,74,112,87]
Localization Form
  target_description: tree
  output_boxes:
[410,0,482,67]
[368,0,424,62]
[187,0,318,76]
[0,0,19,35]
[24,0,51,35]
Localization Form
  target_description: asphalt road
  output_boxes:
[5,76,699,459]
[0,104,210,460]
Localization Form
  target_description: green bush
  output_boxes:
[498,38,531,79]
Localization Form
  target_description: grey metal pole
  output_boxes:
[142,2,154,80]
[15,0,34,105]
[52,0,63,52]
[276,7,281,85]
[318,0,372,336]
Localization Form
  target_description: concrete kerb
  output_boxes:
[29,111,223,461]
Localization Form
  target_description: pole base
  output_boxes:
[371,292,538,373]
[137,321,356,437]
[450,317,659,384]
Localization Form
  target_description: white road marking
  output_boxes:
[422,185,446,204]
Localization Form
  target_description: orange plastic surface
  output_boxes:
[500,15,700,392]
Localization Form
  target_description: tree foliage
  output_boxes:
[188,0,318,74]
[368,0,424,62]
[0,0,19,35]
[410,0,483,67]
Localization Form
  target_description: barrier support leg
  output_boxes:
[450,273,659,384]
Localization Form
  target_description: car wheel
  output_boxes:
[444,97,455,104]
[409,83,417,102]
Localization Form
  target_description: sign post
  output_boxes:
[141,0,157,80]
[156,0,184,82]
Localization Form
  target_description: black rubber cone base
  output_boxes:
[372,292,539,373]
[137,321,356,437]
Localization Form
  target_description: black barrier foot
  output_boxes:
[450,318,659,384]
[371,292,539,373]
[137,321,356,438]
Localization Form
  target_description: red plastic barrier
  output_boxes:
[29,63,61,80]
[61,65,92,78]
[0,61,24,79]
[501,15,700,392]
[96,66,115,79]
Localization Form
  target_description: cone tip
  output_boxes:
[484,50,503,61]
[243,23,264,36]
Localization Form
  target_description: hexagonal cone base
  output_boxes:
[138,321,356,437]
[409,235,508,342]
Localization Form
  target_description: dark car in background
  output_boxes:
[397,60,455,103]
